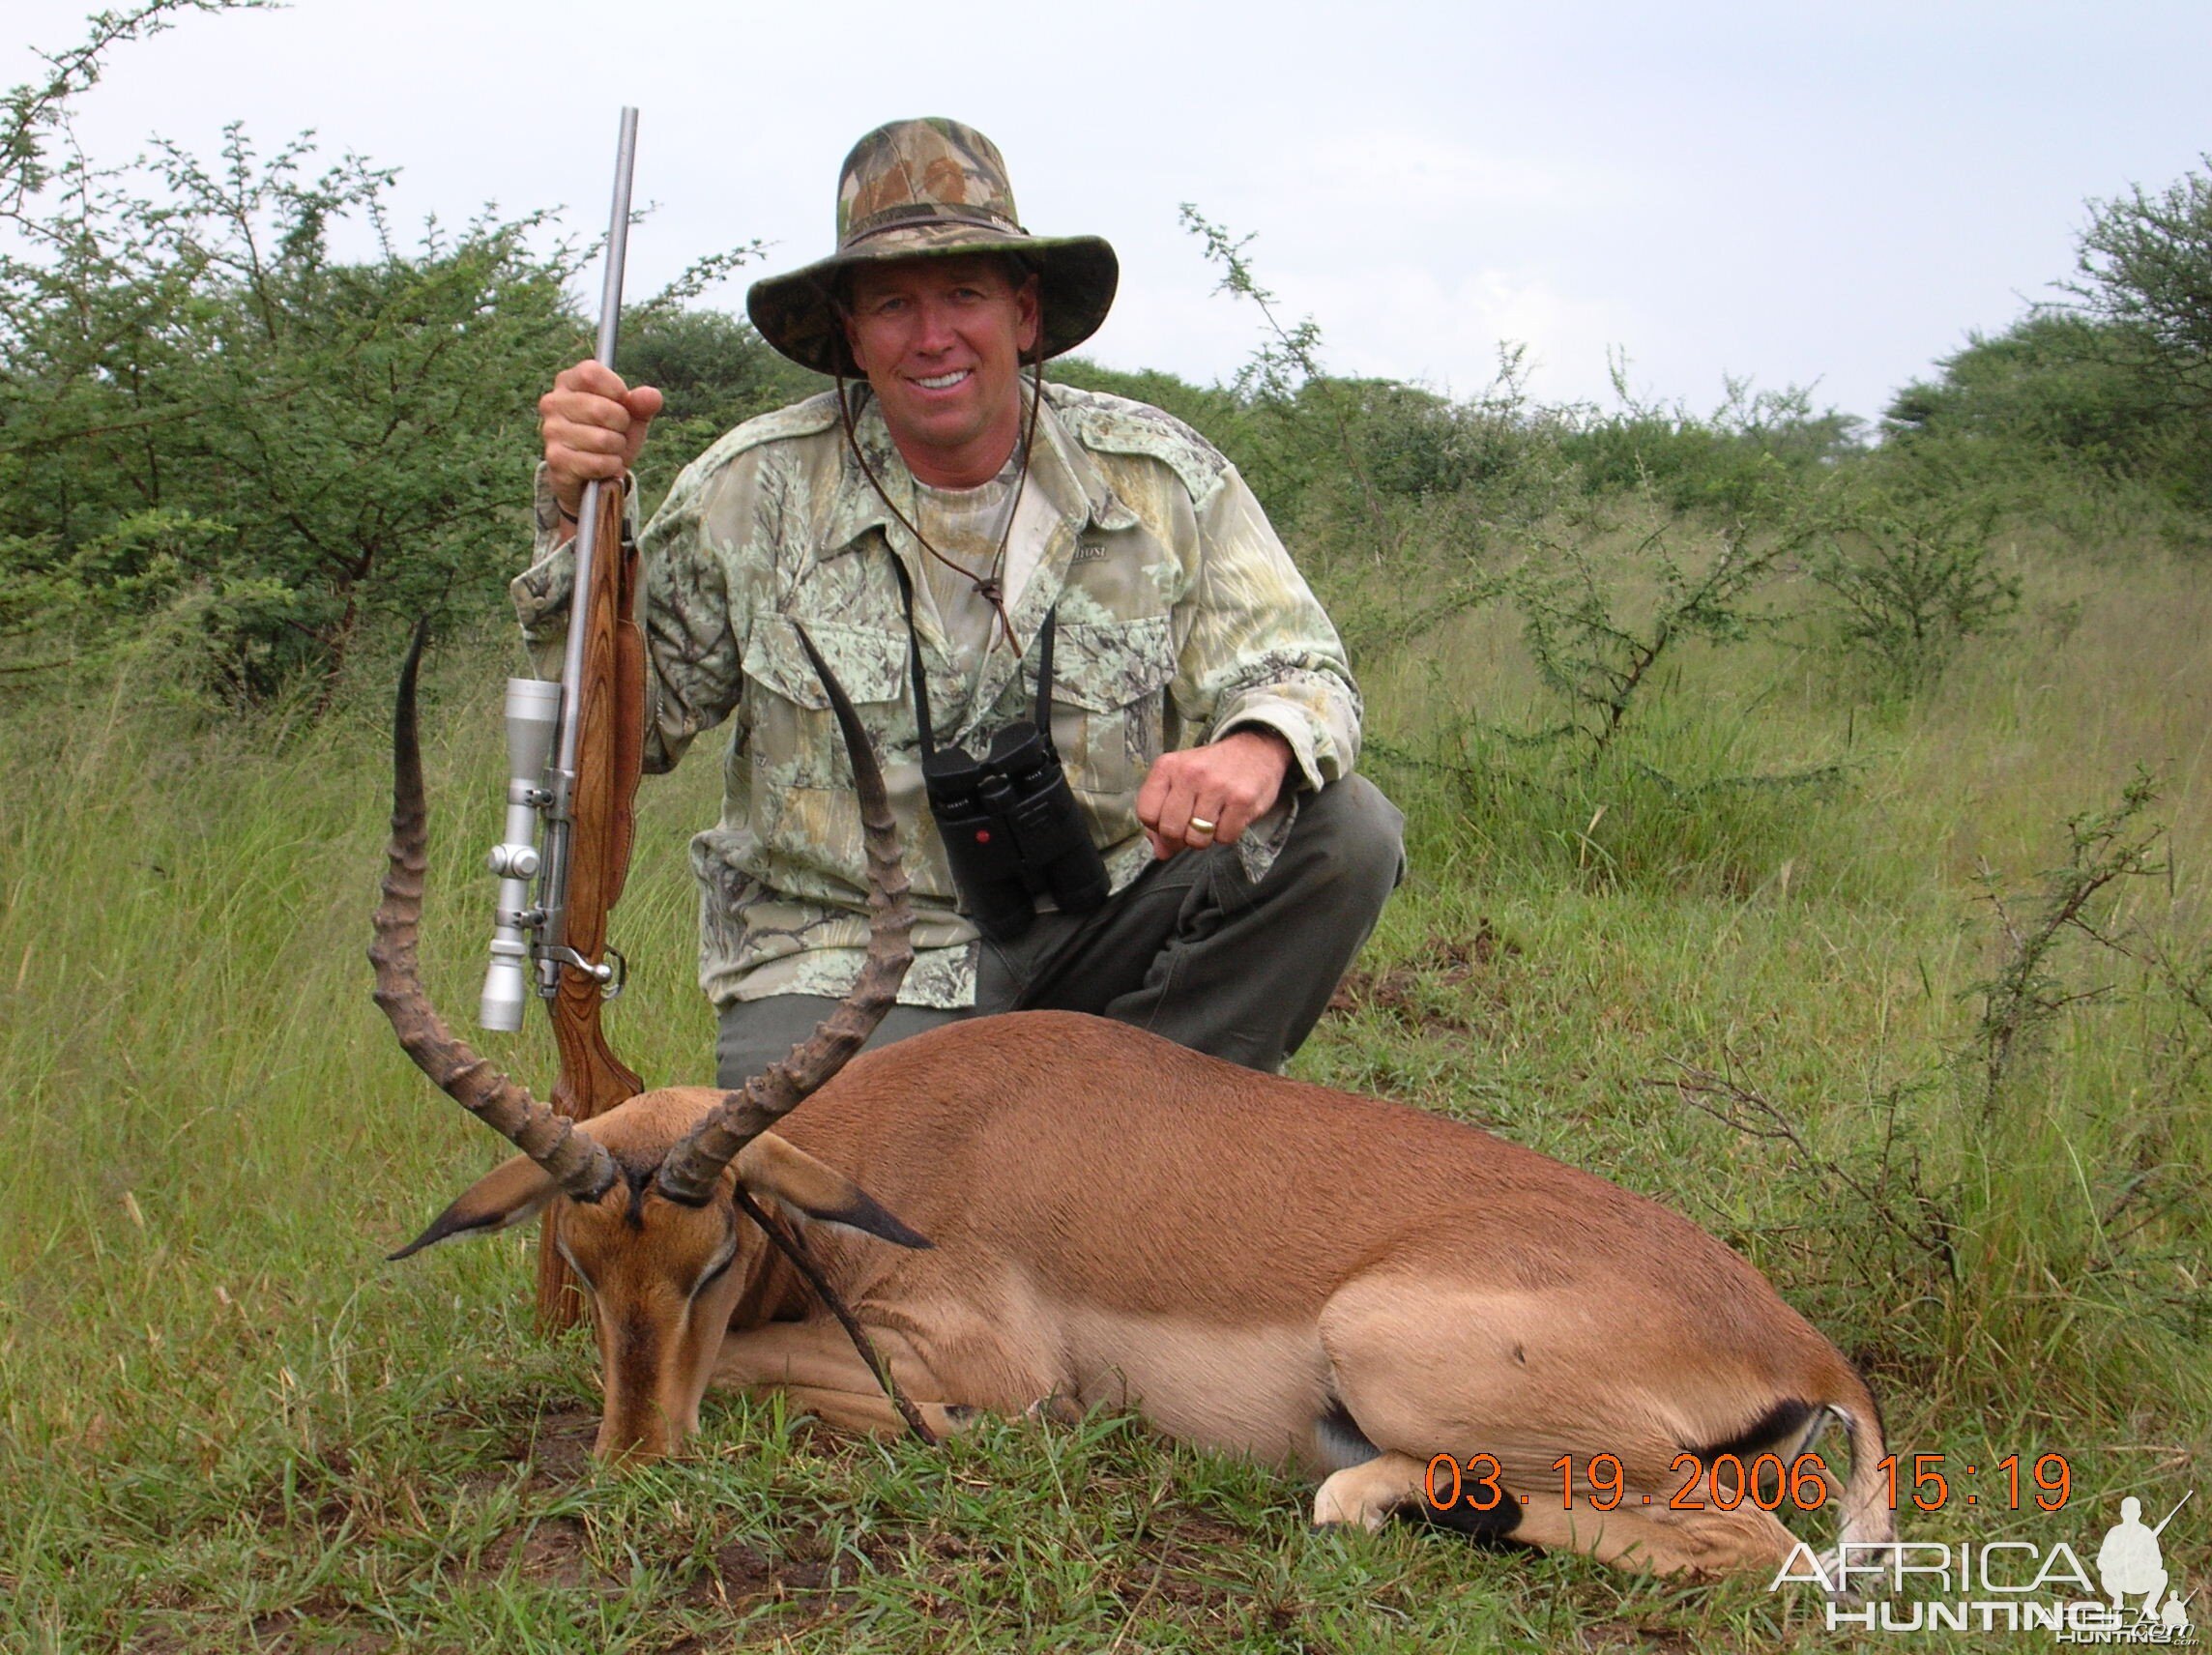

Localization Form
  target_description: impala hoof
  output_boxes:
[1312,1475,1393,1533]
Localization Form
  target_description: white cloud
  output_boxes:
[1290,129,1621,221]
[1293,263,1630,405]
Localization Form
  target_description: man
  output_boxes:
[2097,1496,2171,1620]
[522,117,1401,1085]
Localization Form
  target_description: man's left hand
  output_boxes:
[1136,729,1295,859]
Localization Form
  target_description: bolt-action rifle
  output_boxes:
[480,107,646,1332]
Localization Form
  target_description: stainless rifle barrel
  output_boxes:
[538,105,640,987]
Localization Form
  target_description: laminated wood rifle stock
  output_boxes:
[537,466,645,1329]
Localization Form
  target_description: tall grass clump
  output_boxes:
[0,633,731,1647]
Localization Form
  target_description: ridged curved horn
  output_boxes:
[655,623,916,1206]
[370,622,618,1204]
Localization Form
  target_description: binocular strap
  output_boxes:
[886,555,1061,762]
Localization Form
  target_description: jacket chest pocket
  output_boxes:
[742,617,910,789]
[1033,615,1176,798]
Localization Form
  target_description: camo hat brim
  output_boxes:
[747,118,1119,378]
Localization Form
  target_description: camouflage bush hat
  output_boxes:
[747,118,1119,377]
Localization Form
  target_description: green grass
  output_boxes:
[1,534,2206,1651]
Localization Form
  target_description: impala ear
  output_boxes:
[389,1154,560,1261]
[735,1134,931,1249]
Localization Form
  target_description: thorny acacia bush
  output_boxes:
[1807,490,2023,694]
[2066,155,2212,508]
[1506,485,1812,750]
[1557,364,1867,519]
[0,121,588,702]
[0,2,789,707]
[1654,774,2208,1415]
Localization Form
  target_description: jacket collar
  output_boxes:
[816,387,1138,740]
[817,383,1137,559]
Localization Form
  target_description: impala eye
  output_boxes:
[692,1243,738,1297]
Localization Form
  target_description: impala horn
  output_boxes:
[655,622,916,1205]
[370,621,618,1204]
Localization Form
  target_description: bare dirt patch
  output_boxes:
[1327,924,1519,1035]
[496,1514,600,1588]
[503,1397,600,1483]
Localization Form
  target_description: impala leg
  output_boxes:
[1313,1451,1430,1531]
[1501,1494,1800,1579]
[772,1382,979,1440]
[1312,1456,1799,1577]
[713,1319,973,1441]
[1312,1282,1804,1577]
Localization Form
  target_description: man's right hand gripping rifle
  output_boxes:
[538,362,663,543]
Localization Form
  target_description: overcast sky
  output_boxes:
[13,0,2209,424]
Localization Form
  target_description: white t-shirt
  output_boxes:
[910,446,1054,690]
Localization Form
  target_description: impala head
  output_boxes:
[389,1089,928,1461]
[369,623,917,1463]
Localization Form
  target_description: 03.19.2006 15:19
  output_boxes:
[1423,1451,2075,1516]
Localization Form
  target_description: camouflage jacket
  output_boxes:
[512,383,1362,1009]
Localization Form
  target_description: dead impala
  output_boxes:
[372,632,1893,1579]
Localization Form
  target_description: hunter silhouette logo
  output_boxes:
[1770,1487,2197,1640]
[2097,1494,2193,1634]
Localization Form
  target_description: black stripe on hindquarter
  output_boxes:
[1686,1397,1818,1465]
[1403,1484,1528,1550]
[1400,1447,1530,1549]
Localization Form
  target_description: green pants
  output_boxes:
[716,774,1404,1084]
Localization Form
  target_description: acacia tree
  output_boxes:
[2072,158,2212,402]
[1,6,803,704]
[0,2,591,703]
[1,132,586,700]
[1874,162,2212,514]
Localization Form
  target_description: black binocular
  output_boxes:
[890,588,1110,944]
[923,714,1110,943]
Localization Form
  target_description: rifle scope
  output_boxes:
[480,677,561,1031]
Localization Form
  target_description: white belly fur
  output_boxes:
[1051,1304,1334,1471]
